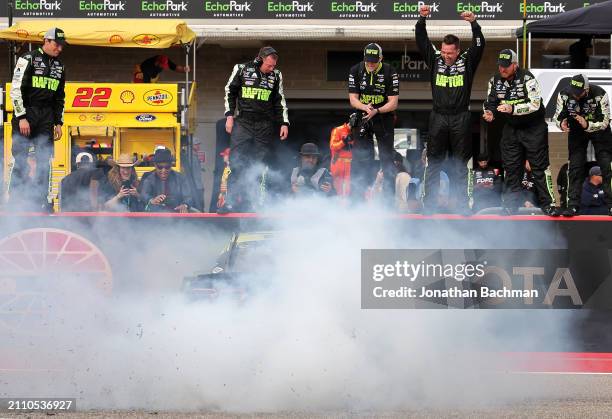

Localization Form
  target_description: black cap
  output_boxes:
[44,27,68,46]
[363,43,382,63]
[477,152,489,162]
[299,142,320,156]
[568,74,589,96]
[497,49,517,67]
[589,166,602,177]
[153,148,173,163]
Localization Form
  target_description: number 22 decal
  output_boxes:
[72,87,112,107]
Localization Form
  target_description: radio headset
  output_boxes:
[254,46,278,66]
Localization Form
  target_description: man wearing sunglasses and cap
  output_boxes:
[348,42,399,203]
[483,49,559,216]
[220,46,289,213]
[553,74,612,216]
[8,27,67,212]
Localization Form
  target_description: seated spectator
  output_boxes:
[97,153,143,212]
[472,153,502,212]
[291,143,333,196]
[59,152,96,212]
[579,166,608,215]
[141,148,194,213]
[520,160,538,208]
[386,151,412,211]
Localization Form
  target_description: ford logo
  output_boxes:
[136,114,156,122]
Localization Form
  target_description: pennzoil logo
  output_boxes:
[16,29,29,38]
[144,89,173,106]
[132,34,161,46]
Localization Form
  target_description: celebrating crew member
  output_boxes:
[348,42,399,202]
[9,27,67,212]
[133,55,190,83]
[553,74,612,216]
[219,46,289,213]
[483,49,559,216]
[416,5,485,215]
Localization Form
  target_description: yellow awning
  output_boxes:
[0,20,195,48]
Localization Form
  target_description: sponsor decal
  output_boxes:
[78,0,126,17]
[16,29,29,38]
[15,0,62,16]
[141,0,188,17]
[109,34,124,44]
[456,1,504,19]
[392,1,439,18]
[330,1,379,18]
[520,1,567,18]
[136,114,157,122]
[90,114,105,122]
[143,89,173,106]
[204,0,253,17]
[120,90,135,103]
[132,34,161,46]
[266,1,315,18]
[79,114,87,121]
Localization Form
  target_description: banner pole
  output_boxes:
[522,0,527,68]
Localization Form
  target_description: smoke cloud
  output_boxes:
[0,199,577,413]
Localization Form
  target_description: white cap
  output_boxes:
[76,152,93,164]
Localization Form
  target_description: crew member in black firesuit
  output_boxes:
[472,153,502,212]
[553,74,612,216]
[348,42,399,203]
[416,5,485,215]
[483,49,559,216]
[218,46,289,213]
[9,27,67,212]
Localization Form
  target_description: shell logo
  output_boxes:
[120,90,135,104]
[79,114,87,121]
[16,29,29,39]
[143,89,173,106]
[132,34,161,46]
[109,34,124,44]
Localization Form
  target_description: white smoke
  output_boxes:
[0,199,576,412]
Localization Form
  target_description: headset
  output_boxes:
[254,46,278,66]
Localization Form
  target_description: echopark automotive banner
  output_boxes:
[3,0,609,20]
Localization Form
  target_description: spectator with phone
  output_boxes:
[97,153,142,212]
[141,148,194,213]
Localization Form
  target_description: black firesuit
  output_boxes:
[416,16,485,212]
[9,47,65,210]
[553,84,612,210]
[483,68,556,212]
[348,62,399,202]
[223,60,289,210]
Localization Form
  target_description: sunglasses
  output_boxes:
[156,164,172,170]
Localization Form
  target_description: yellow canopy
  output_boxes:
[0,19,195,48]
